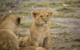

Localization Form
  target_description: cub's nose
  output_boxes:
[45,21,47,23]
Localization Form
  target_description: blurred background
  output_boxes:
[0,0,80,50]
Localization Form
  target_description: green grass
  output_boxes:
[72,37,80,42]
[35,2,53,7]
[70,36,80,47]
[62,0,73,4]
[1,2,12,6]
[53,13,80,18]
[71,42,80,47]
[62,0,80,7]
[51,32,56,35]
[0,14,3,17]
[23,2,35,7]
[23,2,63,7]
[23,2,50,7]
[35,3,48,7]
[21,22,63,28]
[35,2,63,7]
[18,33,27,37]
[12,10,30,15]
[22,1,80,7]
[21,22,32,28]
[50,22,65,28]
[0,8,6,12]
[59,31,70,35]
[53,13,64,18]
[54,2,63,6]
[56,7,75,12]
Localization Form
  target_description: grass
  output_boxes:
[21,22,32,28]
[12,10,30,15]
[71,42,80,47]
[70,36,80,47]
[51,31,70,35]
[0,14,3,17]
[35,3,48,7]
[23,2,35,7]
[72,37,80,42]
[56,7,75,12]
[51,32,56,35]
[22,0,80,7]
[0,8,6,12]
[62,0,80,7]
[1,2,12,6]
[18,33,27,37]
[62,0,73,4]
[57,45,65,49]
[21,22,63,28]
[50,22,65,28]
[73,47,80,50]
[23,2,63,7]
[35,2,56,7]
[53,13,80,18]
[54,2,63,6]
[23,2,50,7]
[59,31,70,35]
[53,13,64,18]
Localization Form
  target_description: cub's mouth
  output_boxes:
[43,22,49,26]
[43,23,48,26]
[44,21,49,24]
[45,22,48,24]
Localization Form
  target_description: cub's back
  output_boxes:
[0,29,19,50]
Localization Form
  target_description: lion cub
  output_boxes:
[0,29,19,50]
[20,46,46,50]
[28,9,53,50]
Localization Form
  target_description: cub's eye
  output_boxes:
[40,15,43,17]
[46,15,49,17]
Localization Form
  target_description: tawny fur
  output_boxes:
[22,9,53,50]
[0,29,19,50]
[20,46,46,50]
[0,14,23,35]
[18,36,46,50]
[0,14,23,50]
[18,36,29,47]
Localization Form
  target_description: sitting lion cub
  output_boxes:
[28,9,53,50]
[0,14,23,50]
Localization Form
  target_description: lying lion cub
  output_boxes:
[28,9,53,50]
[18,37,46,50]
[20,46,46,50]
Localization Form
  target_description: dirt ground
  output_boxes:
[0,0,80,50]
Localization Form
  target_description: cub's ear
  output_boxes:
[17,15,25,24]
[17,17,21,24]
[48,10,53,17]
[31,10,39,18]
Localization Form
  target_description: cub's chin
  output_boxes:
[36,22,48,26]
[43,23,48,26]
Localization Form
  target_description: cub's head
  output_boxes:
[32,9,53,26]
[0,14,24,35]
